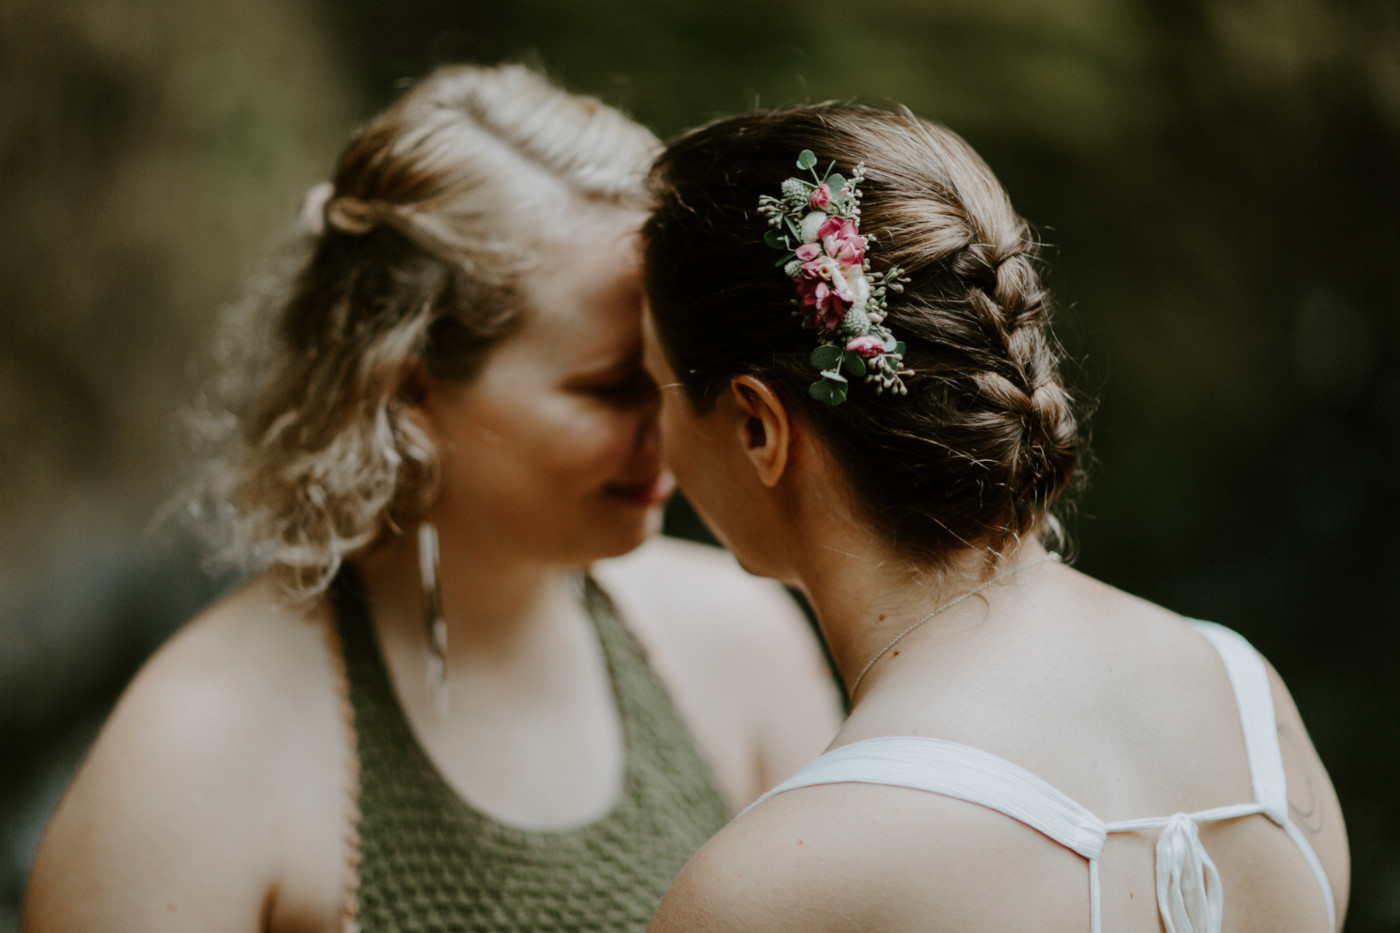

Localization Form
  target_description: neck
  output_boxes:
[357,518,582,666]
[790,522,1054,705]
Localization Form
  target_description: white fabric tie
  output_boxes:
[1155,812,1224,933]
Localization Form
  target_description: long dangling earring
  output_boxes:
[417,521,450,716]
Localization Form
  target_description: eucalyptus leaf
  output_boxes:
[844,352,867,378]
[881,333,897,351]
[826,173,847,194]
[820,370,848,384]
[810,344,843,369]
[763,229,787,250]
[809,379,848,406]
[796,150,817,170]
[894,341,907,355]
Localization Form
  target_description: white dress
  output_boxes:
[741,622,1335,933]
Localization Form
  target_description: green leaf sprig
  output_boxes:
[756,150,913,406]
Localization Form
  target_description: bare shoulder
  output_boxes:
[1049,569,1265,738]
[23,575,348,932]
[85,574,340,768]
[1053,570,1350,919]
[649,782,1085,933]
[593,535,828,680]
[1261,650,1352,922]
[1162,615,1350,923]
[593,536,842,805]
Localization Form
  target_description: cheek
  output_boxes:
[656,404,690,471]
[533,402,646,484]
[436,402,621,498]
[658,405,716,498]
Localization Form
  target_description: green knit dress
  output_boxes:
[331,567,731,932]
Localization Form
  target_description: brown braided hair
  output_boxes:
[642,104,1080,568]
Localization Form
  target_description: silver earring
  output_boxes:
[417,521,450,716]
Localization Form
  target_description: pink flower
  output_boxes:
[796,277,852,331]
[809,184,832,210]
[799,254,835,282]
[794,242,821,262]
[818,216,865,266]
[845,335,885,358]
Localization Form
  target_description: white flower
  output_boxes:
[828,263,850,295]
[800,211,828,243]
[847,267,872,309]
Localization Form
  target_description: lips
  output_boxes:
[604,472,675,507]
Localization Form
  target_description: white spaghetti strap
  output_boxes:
[1088,857,1102,933]
[1104,801,1267,833]
[740,736,1108,859]
[1190,621,1289,820]
[739,622,1335,932]
[1285,815,1339,932]
[1191,621,1337,932]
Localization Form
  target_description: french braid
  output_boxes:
[645,103,1081,568]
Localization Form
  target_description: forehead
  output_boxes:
[639,299,669,373]
[509,219,644,367]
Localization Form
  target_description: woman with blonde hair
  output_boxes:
[640,103,1349,932]
[22,65,839,933]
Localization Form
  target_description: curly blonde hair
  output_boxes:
[199,64,658,598]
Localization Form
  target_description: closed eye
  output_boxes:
[584,369,657,402]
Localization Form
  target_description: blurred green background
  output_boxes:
[1,0,1396,928]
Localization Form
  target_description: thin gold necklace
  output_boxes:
[846,552,1061,701]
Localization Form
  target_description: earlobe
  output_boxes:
[729,376,791,488]
[397,358,431,410]
[392,359,436,443]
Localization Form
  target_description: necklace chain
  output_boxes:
[845,551,1061,701]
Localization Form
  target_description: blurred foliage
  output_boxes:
[0,0,355,925]
[0,0,355,570]
[1,0,1396,929]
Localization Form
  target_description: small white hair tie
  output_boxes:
[297,181,335,238]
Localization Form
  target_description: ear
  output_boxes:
[396,357,432,409]
[388,358,435,444]
[728,375,791,488]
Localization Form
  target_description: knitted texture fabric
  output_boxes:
[332,568,731,932]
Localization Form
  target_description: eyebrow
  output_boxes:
[563,347,644,383]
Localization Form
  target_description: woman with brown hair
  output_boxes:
[640,103,1349,932]
[21,66,840,933]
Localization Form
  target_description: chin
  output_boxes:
[706,517,789,583]
[574,502,663,564]
[727,543,790,583]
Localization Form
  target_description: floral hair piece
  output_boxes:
[757,149,912,406]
